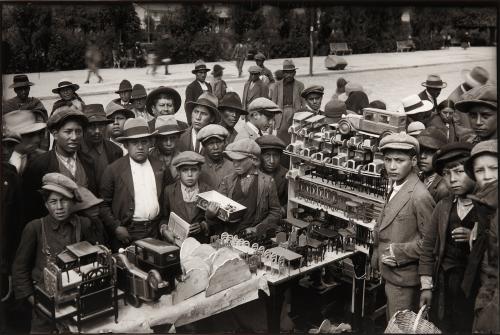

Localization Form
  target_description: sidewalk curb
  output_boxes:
[37,57,495,101]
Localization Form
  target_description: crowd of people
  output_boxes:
[1,53,497,333]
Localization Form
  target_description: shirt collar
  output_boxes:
[129,156,151,168]
[392,179,408,192]
[47,214,76,231]
[246,122,260,136]
[426,90,434,102]
[55,147,77,163]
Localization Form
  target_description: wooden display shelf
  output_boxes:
[289,196,376,230]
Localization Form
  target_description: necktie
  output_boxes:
[19,155,27,174]
[258,129,263,136]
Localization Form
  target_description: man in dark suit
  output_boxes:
[100,118,166,251]
[242,66,269,111]
[81,104,123,184]
[22,106,97,224]
[418,74,447,112]
[185,60,212,126]
[112,79,133,110]
[371,133,435,320]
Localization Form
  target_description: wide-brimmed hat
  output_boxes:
[48,106,88,131]
[197,124,229,143]
[145,86,182,116]
[421,74,447,89]
[224,138,261,161]
[52,79,80,94]
[71,187,103,212]
[172,151,205,168]
[186,92,220,122]
[155,115,186,136]
[407,121,426,136]
[461,66,489,88]
[115,117,157,142]
[417,127,447,151]
[2,128,21,144]
[130,84,147,100]
[433,142,473,176]
[282,59,298,71]
[9,74,34,89]
[464,140,497,180]
[115,79,133,93]
[211,64,225,75]
[105,101,135,119]
[192,60,211,74]
[218,92,247,115]
[301,85,325,98]
[41,173,79,199]
[455,83,497,114]
[3,110,47,135]
[379,132,420,154]
[399,94,434,115]
[83,104,113,124]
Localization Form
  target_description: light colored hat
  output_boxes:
[247,98,282,115]
[421,74,447,88]
[41,173,79,199]
[192,60,211,74]
[254,52,266,61]
[2,128,21,144]
[407,121,426,136]
[155,115,186,136]
[248,65,262,74]
[379,132,420,154]
[115,117,157,142]
[3,110,47,135]
[172,151,205,168]
[464,140,498,180]
[399,94,434,115]
[461,66,489,88]
[345,82,363,96]
[186,92,220,122]
[224,138,261,160]
[71,187,103,212]
[455,83,497,113]
[282,59,298,71]
[105,101,134,119]
[197,124,229,143]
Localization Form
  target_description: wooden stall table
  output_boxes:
[64,274,269,333]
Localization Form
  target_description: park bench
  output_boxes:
[329,43,352,55]
[396,41,413,52]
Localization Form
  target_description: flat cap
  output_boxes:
[41,172,79,199]
[71,187,103,213]
[248,65,262,74]
[464,140,498,180]
[407,121,426,136]
[47,106,88,131]
[2,128,21,144]
[256,135,286,151]
[301,85,325,98]
[379,132,420,154]
[224,138,261,160]
[345,82,363,95]
[254,52,266,61]
[197,124,229,143]
[172,151,205,168]
[455,83,497,113]
[83,104,112,124]
[433,142,473,175]
[417,127,448,150]
[324,99,346,123]
[247,98,282,115]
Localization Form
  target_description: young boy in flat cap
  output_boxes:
[12,173,94,333]
[235,97,282,142]
[197,124,234,189]
[418,142,477,332]
[416,127,450,203]
[105,101,135,155]
[371,132,435,320]
[206,138,281,237]
[300,85,325,115]
[160,151,212,243]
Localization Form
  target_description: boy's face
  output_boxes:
[473,154,498,189]
[125,137,151,163]
[468,105,497,140]
[232,157,255,176]
[418,148,437,173]
[203,137,225,161]
[45,192,73,222]
[179,165,200,187]
[261,149,281,173]
[108,113,127,138]
[305,93,323,111]
[192,106,213,131]
[156,133,179,155]
[119,91,131,103]
[252,112,273,131]
[383,150,417,183]
[442,162,475,196]
[221,108,241,128]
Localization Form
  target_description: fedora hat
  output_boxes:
[3,110,47,135]
[218,92,247,115]
[145,86,182,116]
[9,74,34,89]
[155,115,186,136]
[130,84,147,100]
[192,60,211,74]
[421,74,447,89]
[52,79,80,94]
[116,117,157,142]
[105,101,135,119]
[461,66,489,88]
[83,104,112,124]
[186,92,220,122]
[282,59,298,71]
[115,79,133,93]
[399,94,434,115]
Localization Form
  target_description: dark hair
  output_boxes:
[440,157,468,174]
[337,77,348,89]
[369,100,386,110]
[437,99,455,112]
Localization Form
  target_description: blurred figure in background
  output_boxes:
[84,40,103,84]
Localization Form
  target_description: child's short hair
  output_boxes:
[440,157,468,175]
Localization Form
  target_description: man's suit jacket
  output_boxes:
[185,80,212,126]
[177,126,205,155]
[242,79,269,110]
[271,79,305,142]
[22,149,98,223]
[418,89,437,109]
[100,156,166,233]
[372,172,435,287]
[233,122,260,142]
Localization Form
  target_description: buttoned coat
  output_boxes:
[233,122,260,142]
[270,79,305,142]
[99,156,166,233]
[184,80,213,126]
[177,126,206,155]
[242,79,269,110]
[372,172,435,287]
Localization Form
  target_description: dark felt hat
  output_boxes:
[433,142,473,175]
[145,86,182,116]
[52,79,80,94]
[83,104,112,124]
[130,84,147,100]
[115,79,133,93]
[9,74,34,89]
[417,127,448,151]
[218,92,247,115]
[255,135,286,151]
